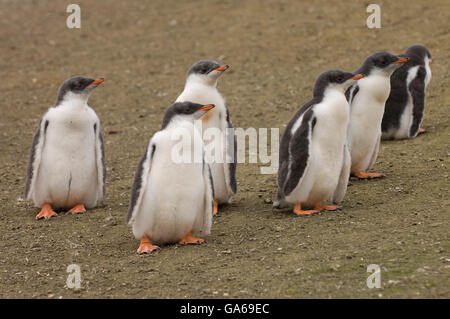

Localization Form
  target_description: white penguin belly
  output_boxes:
[349,75,390,172]
[209,161,227,201]
[133,161,205,244]
[177,84,232,202]
[33,124,98,209]
[349,100,384,171]
[132,127,207,244]
[202,117,229,202]
[305,117,346,206]
[349,119,380,172]
[394,96,414,139]
[304,148,343,207]
[286,94,348,208]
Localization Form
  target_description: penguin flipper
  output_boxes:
[367,134,381,171]
[94,121,106,204]
[127,141,156,225]
[345,84,359,104]
[282,109,316,197]
[24,117,48,200]
[332,142,351,204]
[201,158,214,235]
[409,66,426,138]
[222,106,237,197]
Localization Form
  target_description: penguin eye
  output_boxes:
[336,77,343,83]
[185,105,194,114]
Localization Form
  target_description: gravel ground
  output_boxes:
[0,0,448,298]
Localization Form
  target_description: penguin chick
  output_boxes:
[24,76,106,219]
[127,102,215,254]
[275,70,364,215]
[346,52,408,179]
[176,60,236,216]
[382,44,434,139]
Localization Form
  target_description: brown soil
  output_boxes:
[0,0,449,298]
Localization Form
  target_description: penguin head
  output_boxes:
[405,44,434,65]
[313,70,364,96]
[359,52,409,77]
[161,102,215,129]
[56,76,104,105]
[186,60,229,86]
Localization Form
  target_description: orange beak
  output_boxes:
[198,104,215,111]
[431,56,435,62]
[90,78,105,86]
[351,74,364,80]
[214,65,229,72]
[394,58,408,64]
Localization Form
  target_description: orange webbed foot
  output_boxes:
[213,200,219,216]
[137,237,160,254]
[314,202,339,211]
[178,232,205,245]
[293,203,320,216]
[36,203,57,220]
[418,128,426,135]
[352,171,385,179]
[68,204,86,215]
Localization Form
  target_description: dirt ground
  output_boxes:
[0,0,449,299]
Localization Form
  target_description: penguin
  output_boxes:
[381,44,434,139]
[345,52,408,179]
[24,76,106,219]
[127,101,215,254]
[175,60,236,216]
[274,70,364,215]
